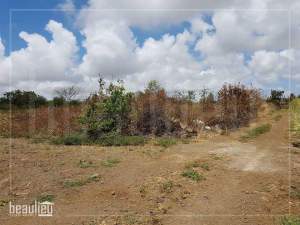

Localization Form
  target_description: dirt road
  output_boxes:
[0,113,299,225]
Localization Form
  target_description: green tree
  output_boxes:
[2,90,47,108]
[81,79,133,139]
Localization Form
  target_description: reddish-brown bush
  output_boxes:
[218,84,261,129]
[0,105,83,137]
[135,88,170,135]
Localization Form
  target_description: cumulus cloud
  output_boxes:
[0,20,79,97]
[249,50,290,83]
[77,19,140,79]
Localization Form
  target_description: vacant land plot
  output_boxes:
[0,108,299,225]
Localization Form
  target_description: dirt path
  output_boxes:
[0,112,298,225]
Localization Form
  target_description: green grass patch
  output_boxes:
[182,169,205,182]
[63,174,100,188]
[291,98,300,137]
[155,137,177,148]
[63,180,86,188]
[36,194,55,202]
[101,158,121,167]
[96,135,145,146]
[240,124,271,141]
[280,216,300,225]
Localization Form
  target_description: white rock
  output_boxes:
[204,126,211,130]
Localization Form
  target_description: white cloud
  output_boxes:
[0,20,79,97]
[249,50,290,83]
[77,19,140,79]
[73,0,298,95]
[1,0,300,98]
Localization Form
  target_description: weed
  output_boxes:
[200,163,210,171]
[36,194,54,202]
[63,174,100,188]
[182,169,205,182]
[280,216,300,225]
[155,137,177,148]
[0,200,8,207]
[78,160,94,168]
[240,124,271,141]
[101,158,121,167]
[87,173,101,182]
[185,161,209,171]
[63,179,86,188]
[160,181,174,193]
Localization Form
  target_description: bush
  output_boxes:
[135,80,171,135]
[53,96,65,107]
[267,89,285,108]
[1,90,48,108]
[101,158,121,167]
[218,84,261,129]
[36,194,54,203]
[81,79,133,139]
[0,97,9,110]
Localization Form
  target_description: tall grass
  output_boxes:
[291,98,300,137]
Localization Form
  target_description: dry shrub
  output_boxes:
[135,88,170,135]
[167,91,216,127]
[218,83,261,129]
[4,105,82,137]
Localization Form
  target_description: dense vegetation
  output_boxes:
[1,79,297,145]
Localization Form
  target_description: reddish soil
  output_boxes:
[0,111,299,225]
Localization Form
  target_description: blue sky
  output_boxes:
[0,0,86,55]
[1,0,198,56]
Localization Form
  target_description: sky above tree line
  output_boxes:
[0,0,299,98]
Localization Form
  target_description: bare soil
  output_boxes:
[0,112,299,225]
